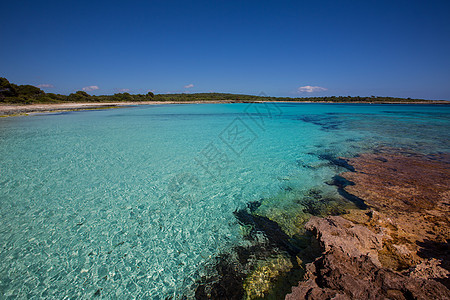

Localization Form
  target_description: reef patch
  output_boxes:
[193,185,358,299]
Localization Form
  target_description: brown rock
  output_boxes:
[341,151,450,213]
[287,150,450,299]
[306,216,384,267]
[340,150,450,272]
[410,259,450,281]
[286,218,450,300]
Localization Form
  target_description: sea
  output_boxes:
[0,103,449,298]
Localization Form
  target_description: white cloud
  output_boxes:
[118,88,130,93]
[184,84,194,89]
[36,84,54,88]
[82,85,99,92]
[298,85,328,93]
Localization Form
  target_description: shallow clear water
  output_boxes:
[0,103,449,298]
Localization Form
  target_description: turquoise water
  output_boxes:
[0,103,449,298]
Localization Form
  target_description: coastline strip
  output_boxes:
[2,100,450,117]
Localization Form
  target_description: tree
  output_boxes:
[14,84,44,96]
[68,90,91,102]
[75,91,90,97]
[0,77,18,99]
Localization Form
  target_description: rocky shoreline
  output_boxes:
[287,149,450,299]
[192,149,450,299]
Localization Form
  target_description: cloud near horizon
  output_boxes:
[82,85,99,92]
[298,85,328,93]
[36,84,54,88]
[184,84,194,89]
[118,88,130,93]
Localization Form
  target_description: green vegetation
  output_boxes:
[0,77,443,104]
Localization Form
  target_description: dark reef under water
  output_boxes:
[191,155,364,299]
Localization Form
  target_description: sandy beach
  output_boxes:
[0,102,180,116]
[0,101,236,116]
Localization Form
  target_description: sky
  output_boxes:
[1,0,450,99]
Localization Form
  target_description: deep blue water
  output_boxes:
[0,103,449,298]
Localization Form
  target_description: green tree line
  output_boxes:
[0,77,435,104]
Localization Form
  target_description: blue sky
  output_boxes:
[1,0,449,99]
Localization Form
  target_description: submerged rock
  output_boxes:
[243,253,293,299]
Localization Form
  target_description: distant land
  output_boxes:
[1,77,449,105]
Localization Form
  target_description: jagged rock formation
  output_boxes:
[287,150,450,299]
[287,216,450,300]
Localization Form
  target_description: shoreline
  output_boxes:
[1,100,449,116]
